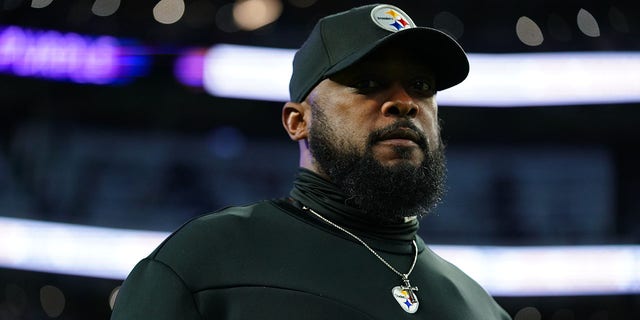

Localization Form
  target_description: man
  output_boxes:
[111,4,511,319]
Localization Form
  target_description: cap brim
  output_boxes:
[324,27,469,91]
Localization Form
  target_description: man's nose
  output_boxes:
[380,84,419,118]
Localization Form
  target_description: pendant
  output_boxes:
[391,276,419,313]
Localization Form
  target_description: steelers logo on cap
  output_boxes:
[370,4,416,32]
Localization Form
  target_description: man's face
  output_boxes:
[306,46,446,223]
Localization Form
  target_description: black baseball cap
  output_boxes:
[289,3,469,103]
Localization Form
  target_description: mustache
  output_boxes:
[367,120,429,150]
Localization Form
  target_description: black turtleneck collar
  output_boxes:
[288,168,419,243]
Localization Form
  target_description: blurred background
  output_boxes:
[1,0,639,319]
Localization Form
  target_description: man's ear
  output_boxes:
[282,101,310,141]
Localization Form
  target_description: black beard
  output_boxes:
[308,107,447,224]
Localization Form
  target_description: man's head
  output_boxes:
[288,3,468,104]
[282,4,469,223]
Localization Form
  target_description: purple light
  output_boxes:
[0,25,150,84]
[174,48,205,87]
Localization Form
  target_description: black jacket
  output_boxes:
[111,200,511,319]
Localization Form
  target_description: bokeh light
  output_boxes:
[550,309,576,320]
[4,284,27,317]
[514,306,542,320]
[207,126,246,159]
[91,0,121,17]
[31,0,53,9]
[433,11,464,40]
[215,3,239,33]
[233,0,283,31]
[0,25,150,84]
[153,0,186,25]
[3,0,23,10]
[577,8,600,37]
[174,48,205,87]
[40,285,65,318]
[608,6,629,33]
[516,16,544,46]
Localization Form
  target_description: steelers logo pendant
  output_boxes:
[392,286,419,313]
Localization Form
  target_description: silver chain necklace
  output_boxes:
[302,206,420,314]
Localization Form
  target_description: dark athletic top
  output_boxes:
[111,170,511,319]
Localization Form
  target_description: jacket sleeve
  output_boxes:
[110,258,202,320]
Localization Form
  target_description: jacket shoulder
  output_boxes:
[151,200,278,257]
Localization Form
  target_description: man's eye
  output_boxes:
[411,79,434,93]
[353,79,381,91]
